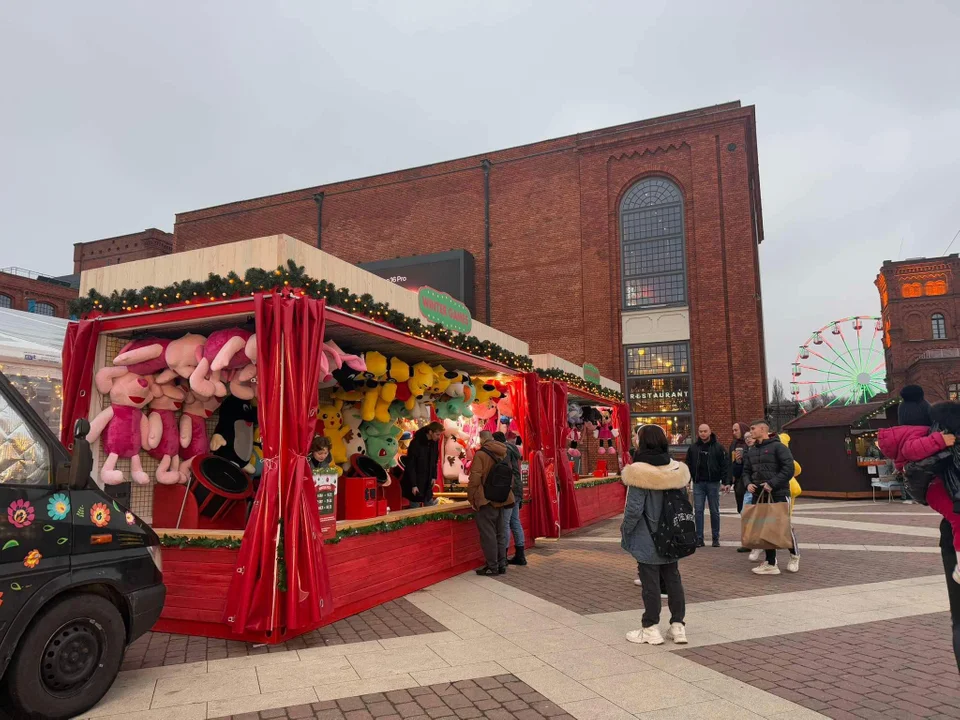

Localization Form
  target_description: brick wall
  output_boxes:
[73,228,173,273]
[0,272,78,318]
[171,102,767,442]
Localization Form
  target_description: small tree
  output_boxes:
[771,378,786,408]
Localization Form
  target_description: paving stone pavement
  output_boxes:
[73,499,957,719]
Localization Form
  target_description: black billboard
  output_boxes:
[358,250,476,315]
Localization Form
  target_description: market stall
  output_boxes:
[65,235,626,642]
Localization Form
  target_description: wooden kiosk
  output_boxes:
[63,235,628,643]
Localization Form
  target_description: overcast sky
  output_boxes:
[2,1,958,394]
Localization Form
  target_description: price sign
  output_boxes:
[520,461,530,500]
[313,471,338,538]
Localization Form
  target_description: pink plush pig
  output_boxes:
[144,381,187,484]
[87,367,161,485]
[113,333,206,384]
[179,388,222,481]
[190,328,257,398]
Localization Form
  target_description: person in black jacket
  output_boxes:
[743,419,799,575]
[730,422,751,552]
[401,422,444,507]
[685,424,730,548]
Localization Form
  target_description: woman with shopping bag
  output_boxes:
[741,419,800,575]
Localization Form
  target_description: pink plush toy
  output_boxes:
[190,328,257,398]
[114,333,206,384]
[87,367,161,485]
[145,381,187,484]
[320,340,366,386]
[595,409,620,454]
[566,427,582,458]
[179,388,222,481]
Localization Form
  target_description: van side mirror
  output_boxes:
[67,418,93,491]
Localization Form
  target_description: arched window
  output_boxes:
[31,301,56,317]
[620,177,686,309]
[933,313,947,340]
[0,294,11,309]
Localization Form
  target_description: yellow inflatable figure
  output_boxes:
[779,432,802,514]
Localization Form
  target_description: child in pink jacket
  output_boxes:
[878,386,958,579]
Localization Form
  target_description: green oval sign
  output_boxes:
[583,363,601,385]
[418,287,472,333]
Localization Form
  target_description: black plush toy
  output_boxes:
[210,395,258,467]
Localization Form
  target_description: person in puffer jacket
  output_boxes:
[877,386,952,472]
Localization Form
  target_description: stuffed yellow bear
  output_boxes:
[430,365,455,395]
[472,378,502,404]
[407,362,434,410]
[316,399,350,464]
[360,351,401,423]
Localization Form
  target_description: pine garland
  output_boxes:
[536,367,624,402]
[160,534,244,550]
[574,476,623,489]
[69,260,533,372]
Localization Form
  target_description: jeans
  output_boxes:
[638,562,685,627]
[477,504,508,571]
[408,498,439,508]
[693,481,721,542]
[940,519,960,673]
[502,502,525,548]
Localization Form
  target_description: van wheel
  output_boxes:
[4,593,126,720]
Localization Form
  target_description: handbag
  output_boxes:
[741,490,793,549]
[903,450,952,506]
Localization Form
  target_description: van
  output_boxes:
[0,371,165,719]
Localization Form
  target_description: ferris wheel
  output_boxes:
[791,316,886,409]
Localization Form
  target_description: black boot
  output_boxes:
[508,546,527,566]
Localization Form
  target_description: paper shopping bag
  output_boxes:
[741,493,793,549]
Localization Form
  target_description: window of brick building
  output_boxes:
[31,301,56,317]
[625,342,693,446]
[0,294,11,309]
[620,178,686,309]
[950,384,960,402]
[933,313,947,340]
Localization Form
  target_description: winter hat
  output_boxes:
[898,385,932,426]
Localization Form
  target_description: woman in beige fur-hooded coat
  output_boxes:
[621,424,691,645]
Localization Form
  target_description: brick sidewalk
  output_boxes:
[677,612,959,719]
[122,599,447,672]
[211,675,574,720]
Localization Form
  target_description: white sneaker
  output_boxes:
[748,549,762,562]
[661,593,668,599]
[634,578,642,586]
[626,626,664,645]
[667,623,687,644]
[752,561,781,575]
[952,566,960,585]
[786,554,800,573]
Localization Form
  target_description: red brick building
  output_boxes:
[0,268,79,318]
[877,255,960,402]
[92,101,770,443]
[73,228,173,273]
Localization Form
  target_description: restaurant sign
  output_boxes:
[418,286,472,333]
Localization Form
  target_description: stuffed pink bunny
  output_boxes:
[144,381,187,484]
[190,328,257,398]
[114,333,206,384]
[87,367,161,485]
[320,340,366,386]
[179,388,222,481]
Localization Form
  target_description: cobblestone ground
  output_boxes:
[75,497,955,720]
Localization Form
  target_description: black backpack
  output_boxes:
[903,449,952,506]
[481,448,514,504]
[644,489,697,559]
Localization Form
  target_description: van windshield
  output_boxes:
[0,389,51,484]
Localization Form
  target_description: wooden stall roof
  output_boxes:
[783,402,886,431]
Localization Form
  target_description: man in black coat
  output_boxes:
[401,422,444,507]
[743,419,800,575]
[685,424,730,548]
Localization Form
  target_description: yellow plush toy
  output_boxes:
[360,351,398,423]
[407,362,434,410]
[430,365,454,395]
[316,399,350,464]
[779,431,803,513]
[472,378,502,404]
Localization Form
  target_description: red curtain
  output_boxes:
[541,381,581,531]
[224,294,332,637]
[613,402,632,469]
[526,451,557,539]
[516,373,557,538]
[60,320,101,450]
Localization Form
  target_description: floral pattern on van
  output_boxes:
[47,493,70,521]
[7,499,34,528]
[91,503,111,528]
[23,550,41,568]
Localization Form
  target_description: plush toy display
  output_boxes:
[406,362,434,409]
[445,371,471,398]
[594,408,620,454]
[180,388,222,480]
[360,419,403,468]
[472,379,501,404]
[436,395,474,421]
[441,419,470,485]
[191,328,257,398]
[360,351,398,422]
[87,367,161,485]
[145,381,187,484]
[496,395,519,439]
[429,365,455,396]
[341,404,366,461]
[243,420,264,480]
[211,395,258,468]
[316,400,350,465]
[321,340,366,387]
[113,333,208,385]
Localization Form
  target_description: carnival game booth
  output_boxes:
[64,235,623,643]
